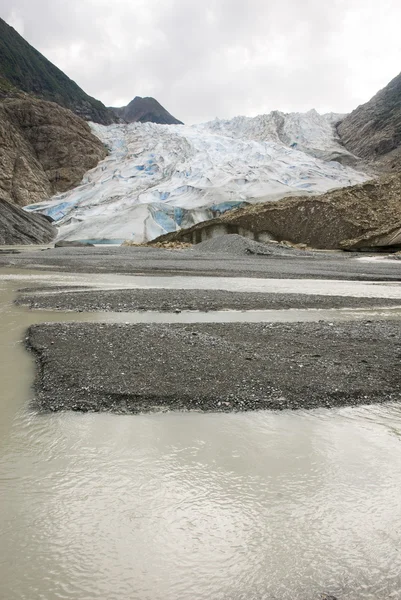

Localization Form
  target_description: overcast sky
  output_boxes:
[1,0,400,123]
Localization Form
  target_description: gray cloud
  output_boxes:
[1,0,400,123]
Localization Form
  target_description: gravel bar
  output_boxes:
[16,288,401,312]
[27,321,401,414]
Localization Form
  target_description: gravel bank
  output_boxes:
[27,321,401,414]
[191,234,313,256]
[16,288,401,312]
[2,245,401,280]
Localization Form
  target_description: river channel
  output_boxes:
[1,270,401,600]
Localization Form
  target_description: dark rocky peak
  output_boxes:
[110,96,183,125]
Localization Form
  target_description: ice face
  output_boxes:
[24,113,369,243]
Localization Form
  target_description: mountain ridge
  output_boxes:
[338,71,401,170]
[0,18,116,125]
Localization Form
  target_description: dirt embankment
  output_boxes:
[153,174,401,250]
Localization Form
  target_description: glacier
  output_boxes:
[25,111,369,243]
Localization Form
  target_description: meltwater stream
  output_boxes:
[1,271,401,600]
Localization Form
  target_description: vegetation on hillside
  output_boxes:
[0,18,115,124]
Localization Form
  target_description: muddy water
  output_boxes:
[2,272,401,600]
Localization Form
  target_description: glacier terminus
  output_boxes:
[25,110,369,243]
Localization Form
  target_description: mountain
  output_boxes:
[0,17,115,124]
[110,96,183,125]
[25,117,367,243]
[17,65,400,247]
[152,173,401,251]
[338,71,401,171]
[0,198,55,244]
[0,96,107,207]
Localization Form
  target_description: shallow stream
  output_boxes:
[1,270,401,600]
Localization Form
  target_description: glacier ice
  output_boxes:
[25,111,369,243]
[201,110,355,163]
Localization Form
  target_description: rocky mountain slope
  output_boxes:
[154,173,401,250]
[0,17,114,125]
[0,96,107,207]
[24,117,368,243]
[0,198,55,244]
[110,96,183,125]
[338,71,401,171]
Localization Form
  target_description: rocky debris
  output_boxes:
[110,96,183,125]
[150,241,192,249]
[154,173,401,250]
[0,17,115,125]
[338,71,401,171]
[54,240,95,248]
[0,198,55,244]
[0,97,107,206]
[15,287,401,312]
[123,240,193,249]
[190,234,311,256]
[26,320,401,413]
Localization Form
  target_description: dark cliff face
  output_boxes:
[0,18,116,125]
[0,198,56,244]
[338,72,401,170]
[110,96,183,125]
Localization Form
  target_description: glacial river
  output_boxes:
[1,271,401,600]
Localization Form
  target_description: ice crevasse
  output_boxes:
[25,111,369,243]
